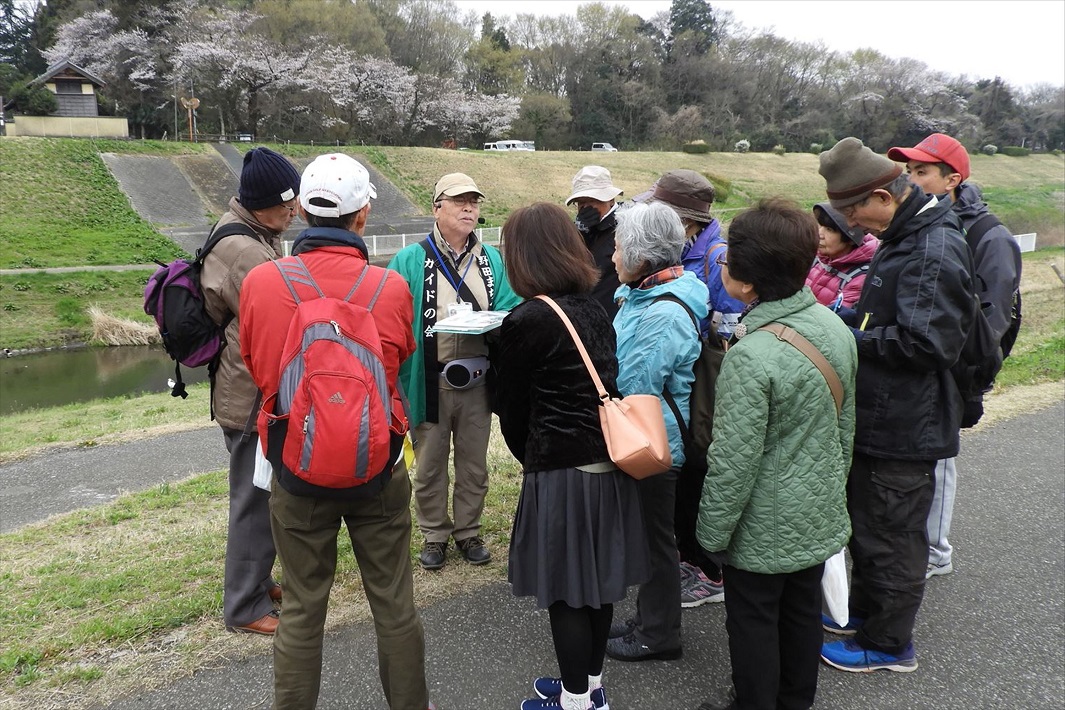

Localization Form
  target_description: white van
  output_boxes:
[485,140,535,151]
[592,142,618,152]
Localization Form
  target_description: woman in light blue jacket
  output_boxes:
[604,201,709,663]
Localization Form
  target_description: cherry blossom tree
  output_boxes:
[169,3,306,135]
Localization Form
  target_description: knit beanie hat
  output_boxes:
[239,147,301,211]
[818,137,902,209]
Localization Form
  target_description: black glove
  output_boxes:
[961,395,985,428]
[575,205,601,235]
[834,305,859,327]
[706,549,729,569]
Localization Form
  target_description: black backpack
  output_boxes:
[966,213,1022,359]
[952,213,1020,427]
[143,222,257,402]
[654,294,728,574]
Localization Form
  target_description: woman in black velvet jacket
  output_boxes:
[494,203,649,710]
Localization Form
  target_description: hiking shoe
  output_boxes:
[532,678,608,709]
[926,560,953,578]
[608,617,637,639]
[679,560,701,583]
[456,536,491,565]
[605,633,682,662]
[820,638,918,673]
[680,568,724,607]
[821,613,864,636]
[419,541,447,570]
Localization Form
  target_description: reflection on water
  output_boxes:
[0,345,210,415]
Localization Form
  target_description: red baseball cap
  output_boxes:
[887,133,970,182]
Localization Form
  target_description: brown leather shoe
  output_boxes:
[226,610,279,635]
[268,583,282,603]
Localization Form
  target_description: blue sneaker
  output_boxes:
[531,678,609,710]
[820,638,918,673]
[821,613,864,636]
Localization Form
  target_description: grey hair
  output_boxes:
[615,201,686,275]
[884,174,911,200]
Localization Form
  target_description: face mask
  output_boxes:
[575,205,601,234]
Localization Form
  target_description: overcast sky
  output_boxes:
[453,0,1065,90]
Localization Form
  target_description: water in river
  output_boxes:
[0,345,210,415]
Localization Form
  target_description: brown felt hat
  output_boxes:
[818,137,902,209]
[645,169,715,223]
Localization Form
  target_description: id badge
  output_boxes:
[448,301,473,317]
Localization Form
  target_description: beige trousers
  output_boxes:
[412,384,491,544]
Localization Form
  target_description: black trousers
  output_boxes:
[633,468,682,650]
[847,453,935,655]
[723,563,824,710]
[675,459,722,581]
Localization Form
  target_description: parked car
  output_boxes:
[485,139,536,151]
[591,142,618,152]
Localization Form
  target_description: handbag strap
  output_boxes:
[535,295,609,400]
[758,322,844,416]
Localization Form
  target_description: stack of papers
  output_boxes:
[433,310,509,334]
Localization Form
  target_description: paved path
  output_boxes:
[0,427,224,533]
[2,401,1061,709]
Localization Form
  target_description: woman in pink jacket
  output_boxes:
[805,202,878,309]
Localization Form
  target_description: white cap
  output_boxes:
[299,153,377,218]
[566,165,623,205]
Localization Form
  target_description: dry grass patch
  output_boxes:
[88,306,160,346]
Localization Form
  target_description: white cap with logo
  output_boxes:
[299,153,377,218]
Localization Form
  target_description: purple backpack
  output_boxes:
[144,222,256,400]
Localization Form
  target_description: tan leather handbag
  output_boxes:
[536,295,672,479]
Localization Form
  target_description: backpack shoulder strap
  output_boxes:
[834,263,870,293]
[653,292,699,333]
[964,213,1003,255]
[703,242,728,283]
[273,257,325,305]
[344,265,390,312]
[652,293,699,446]
[758,323,844,417]
[195,221,259,263]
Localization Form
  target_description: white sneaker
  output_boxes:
[926,560,953,578]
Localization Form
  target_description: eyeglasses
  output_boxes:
[441,196,484,207]
[839,196,869,220]
[279,200,297,214]
[715,254,728,267]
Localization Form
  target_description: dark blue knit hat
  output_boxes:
[239,147,300,210]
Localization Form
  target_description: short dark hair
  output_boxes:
[304,198,360,230]
[933,162,956,179]
[503,202,599,299]
[813,207,840,233]
[726,197,818,302]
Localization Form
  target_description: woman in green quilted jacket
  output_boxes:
[694,198,858,710]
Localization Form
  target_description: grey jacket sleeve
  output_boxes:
[973,224,1022,343]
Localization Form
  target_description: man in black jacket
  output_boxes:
[888,133,1023,579]
[566,165,623,317]
[816,137,976,674]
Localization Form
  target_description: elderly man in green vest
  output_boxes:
[388,173,521,571]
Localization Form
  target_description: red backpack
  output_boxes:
[262,257,406,489]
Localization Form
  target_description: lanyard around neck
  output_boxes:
[427,236,475,299]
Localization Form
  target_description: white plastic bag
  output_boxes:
[822,547,849,628]
[252,438,273,491]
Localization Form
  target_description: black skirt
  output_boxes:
[508,466,650,609]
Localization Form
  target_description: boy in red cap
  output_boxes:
[888,134,1022,579]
